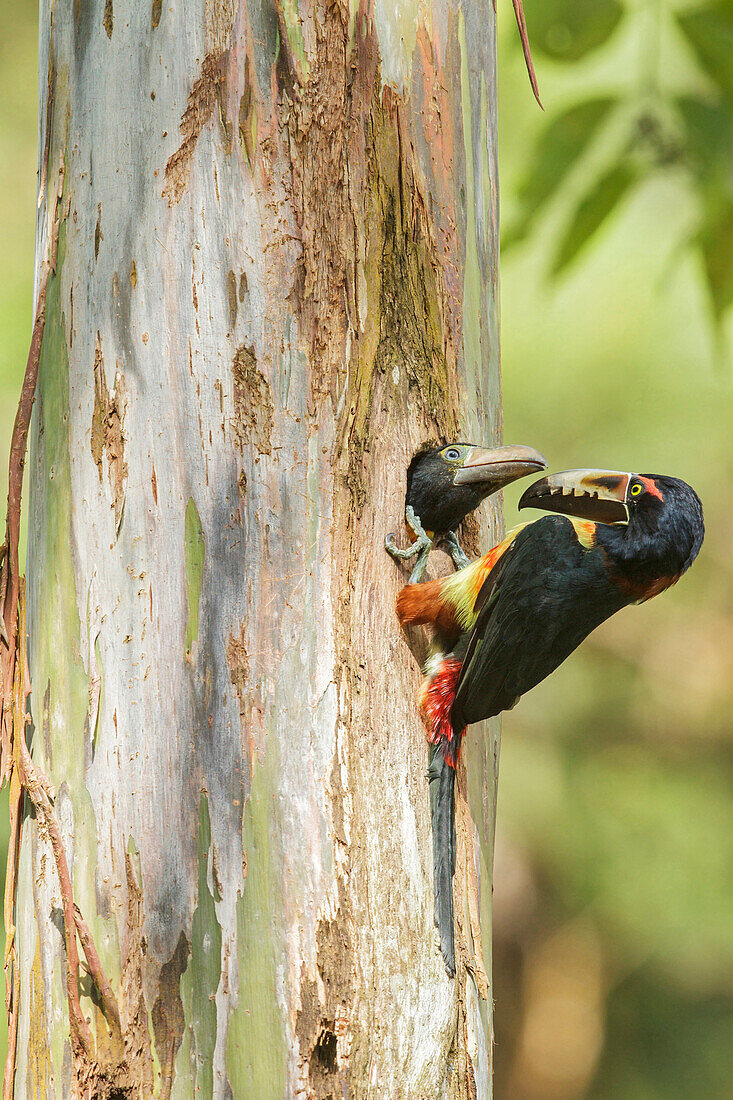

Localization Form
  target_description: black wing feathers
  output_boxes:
[452,517,628,730]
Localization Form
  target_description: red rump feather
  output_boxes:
[418,658,466,767]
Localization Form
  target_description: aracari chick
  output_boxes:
[385,442,546,583]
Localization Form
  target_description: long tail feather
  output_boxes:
[428,744,456,976]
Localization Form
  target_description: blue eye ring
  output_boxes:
[444,447,461,461]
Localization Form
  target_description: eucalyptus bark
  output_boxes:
[14,0,502,1095]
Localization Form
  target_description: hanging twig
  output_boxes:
[512,0,543,108]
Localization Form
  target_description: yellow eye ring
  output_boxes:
[630,483,643,496]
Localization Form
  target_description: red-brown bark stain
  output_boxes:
[91,334,127,527]
[163,52,224,206]
[152,931,190,1100]
[103,0,113,38]
[231,344,273,455]
[226,627,253,740]
[151,0,162,29]
[239,54,257,170]
[227,269,238,331]
[118,852,155,1093]
[94,204,103,260]
[296,913,354,1098]
[280,0,354,401]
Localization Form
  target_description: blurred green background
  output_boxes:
[1,0,731,1094]
[497,0,733,1096]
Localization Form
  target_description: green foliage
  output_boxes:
[677,1,733,98]
[505,0,733,338]
[499,5,733,1092]
[552,162,635,274]
[505,97,615,249]
[523,0,623,62]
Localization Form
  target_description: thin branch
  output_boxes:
[74,905,122,1039]
[14,582,91,1058]
[1,152,67,1094]
[1,151,64,783]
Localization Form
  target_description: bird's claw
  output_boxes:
[385,507,434,583]
[440,531,471,572]
[384,533,420,561]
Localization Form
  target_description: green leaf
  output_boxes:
[520,98,615,213]
[701,203,733,319]
[676,95,733,173]
[677,3,733,98]
[552,163,635,275]
[522,0,623,62]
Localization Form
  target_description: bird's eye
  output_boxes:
[630,482,643,497]
[444,448,461,461]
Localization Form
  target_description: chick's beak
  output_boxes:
[518,469,631,525]
[452,444,547,489]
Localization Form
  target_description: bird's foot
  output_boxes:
[385,507,433,584]
[440,531,471,572]
[384,533,421,561]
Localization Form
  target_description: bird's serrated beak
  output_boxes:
[452,444,547,489]
[518,469,632,525]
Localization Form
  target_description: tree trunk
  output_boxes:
[13,0,502,1094]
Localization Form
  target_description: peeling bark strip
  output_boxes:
[231,343,273,455]
[163,52,224,205]
[14,0,501,1094]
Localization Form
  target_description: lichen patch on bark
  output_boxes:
[231,344,273,455]
[28,940,53,1094]
[180,794,222,1098]
[184,498,205,657]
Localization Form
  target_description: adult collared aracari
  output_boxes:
[385,442,547,583]
[396,468,704,974]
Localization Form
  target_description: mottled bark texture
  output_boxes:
[15,0,502,1094]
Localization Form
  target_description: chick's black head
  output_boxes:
[406,442,547,535]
